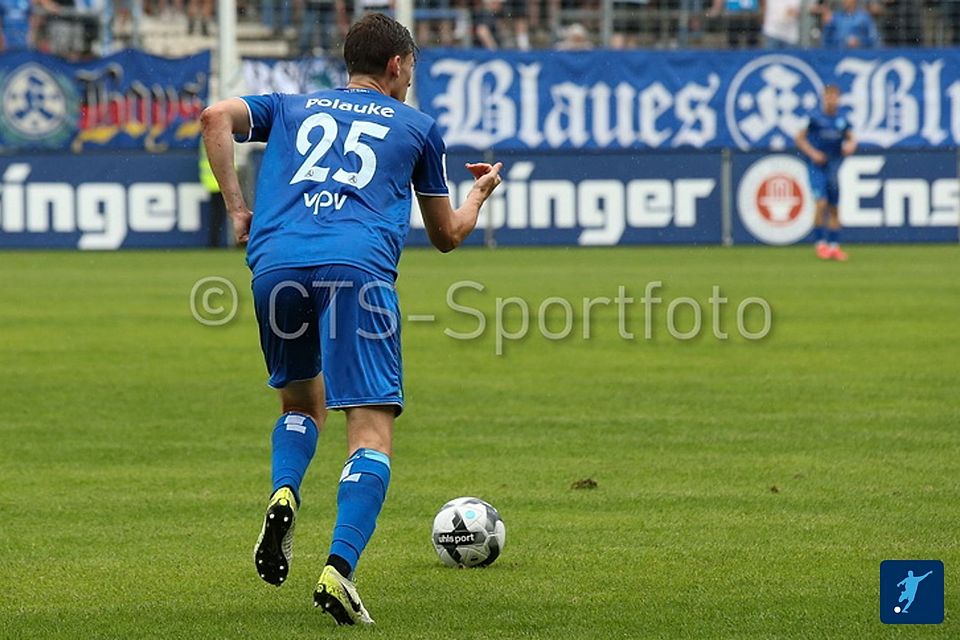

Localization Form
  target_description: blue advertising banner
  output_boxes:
[0,50,209,153]
[732,151,960,244]
[0,152,210,249]
[408,151,723,247]
[416,48,960,152]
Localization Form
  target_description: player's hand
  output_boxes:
[230,208,252,247]
[811,151,828,166]
[465,162,499,180]
[842,140,856,157]
[466,162,503,199]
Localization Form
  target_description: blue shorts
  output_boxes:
[808,159,841,206]
[252,265,403,414]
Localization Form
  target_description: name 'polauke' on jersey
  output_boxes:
[235,87,449,281]
[803,108,851,162]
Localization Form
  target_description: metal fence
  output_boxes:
[21,1,960,61]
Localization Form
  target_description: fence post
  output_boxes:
[678,0,691,48]
[217,0,239,102]
[601,0,614,48]
[721,147,733,246]
[131,0,144,49]
[799,0,813,48]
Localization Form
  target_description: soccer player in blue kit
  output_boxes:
[795,84,857,261]
[199,13,502,625]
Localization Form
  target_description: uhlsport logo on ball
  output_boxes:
[738,155,815,245]
[432,497,506,568]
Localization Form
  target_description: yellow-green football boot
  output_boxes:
[253,487,297,586]
[313,564,374,625]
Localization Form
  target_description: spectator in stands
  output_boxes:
[945,0,960,46]
[75,0,113,54]
[355,0,394,18]
[151,0,184,16]
[299,0,346,55]
[114,0,144,39]
[414,0,452,46]
[762,0,802,48]
[556,21,592,49]
[503,0,530,49]
[870,0,922,46]
[820,0,879,48]
[611,0,649,49]
[0,0,58,50]
[474,0,502,49]
[187,0,213,35]
[0,0,32,50]
[260,0,292,36]
[708,0,761,48]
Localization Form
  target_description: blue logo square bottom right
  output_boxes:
[880,560,944,624]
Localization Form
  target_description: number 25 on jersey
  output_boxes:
[290,114,390,189]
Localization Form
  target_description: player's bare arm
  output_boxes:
[795,128,826,165]
[842,128,857,156]
[200,98,254,245]
[418,162,503,252]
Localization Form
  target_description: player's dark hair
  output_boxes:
[824,84,841,94]
[343,13,417,76]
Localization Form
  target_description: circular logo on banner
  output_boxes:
[738,155,814,245]
[0,63,76,146]
[725,54,824,151]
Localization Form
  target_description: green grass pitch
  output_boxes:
[1,244,958,639]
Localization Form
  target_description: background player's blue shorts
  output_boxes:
[807,159,841,206]
[252,265,403,414]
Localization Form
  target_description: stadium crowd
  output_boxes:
[2,0,960,58]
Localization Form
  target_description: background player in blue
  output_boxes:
[199,13,502,625]
[795,84,857,262]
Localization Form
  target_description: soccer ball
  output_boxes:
[431,497,506,568]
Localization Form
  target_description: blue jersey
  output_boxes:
[803,109,851,162]
[0,0,30,49]
[237,87,449,281]
[0,0,29,22]
[821,9,879,49]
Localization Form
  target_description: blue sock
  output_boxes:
[827,229,840,245]
[271,412,318,505]
[813,226,825,243]
[328,448,391,575]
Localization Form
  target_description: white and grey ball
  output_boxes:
[431,497,506,568]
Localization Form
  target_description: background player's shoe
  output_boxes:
[816,243,832,260]
[314,565,375,625]
[253,486,297,586]
[830,246,849,262]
